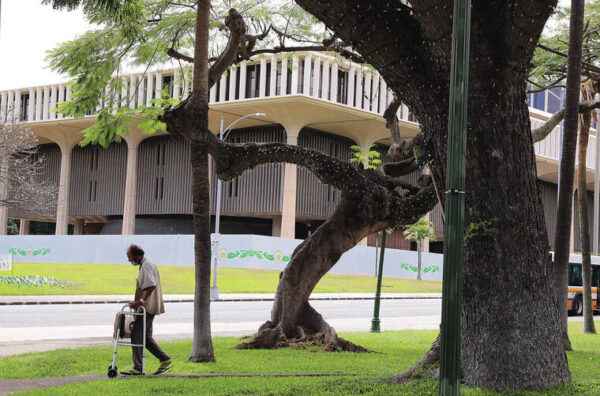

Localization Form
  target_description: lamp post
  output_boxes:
[371,230,387,332]
[211,112,266,300]
[439,0,470,394]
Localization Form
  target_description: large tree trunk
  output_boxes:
[577,111,597,334]
[457,78,570,389]
[554,0,585,351]
[292,0,572,390]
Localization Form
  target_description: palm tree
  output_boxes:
[554,0,586,350]
[403,218,435,280]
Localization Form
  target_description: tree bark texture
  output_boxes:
[553,0,585,352]
[187,0,215,362]
[577,111,597,334]
[295,0,570,390]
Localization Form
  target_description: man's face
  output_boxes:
[126,250,139,265]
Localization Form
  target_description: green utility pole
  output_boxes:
[439,0,471,395]
[371,230,387,332]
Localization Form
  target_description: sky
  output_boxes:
[0,0,573,91]
[0,0,91,90]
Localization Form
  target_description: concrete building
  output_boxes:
[0,52,596,253]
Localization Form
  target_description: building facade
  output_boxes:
[0,52,596,253]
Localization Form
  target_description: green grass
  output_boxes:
[0,263,442,295]
[2,323,600,395]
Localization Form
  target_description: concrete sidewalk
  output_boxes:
[0,293,442,305]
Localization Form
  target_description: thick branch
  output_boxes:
[248,44,364,65]
[207,132,421,197]
[532,100,600,143]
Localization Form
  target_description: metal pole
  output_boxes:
[210,118,224,300]
[371,230,387,333]
[439,0,470,394]
[594,93,600,255]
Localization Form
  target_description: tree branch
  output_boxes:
[537,43,600,75]
[532,100,600,143]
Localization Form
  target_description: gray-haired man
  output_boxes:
[120,244,173,375]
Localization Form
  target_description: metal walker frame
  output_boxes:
[108,304,146,377]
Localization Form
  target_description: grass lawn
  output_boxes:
[2,323,599,395]
[0,263,442,295]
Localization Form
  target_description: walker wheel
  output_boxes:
[107,366,118,378]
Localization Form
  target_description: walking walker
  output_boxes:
[108,304,146,378]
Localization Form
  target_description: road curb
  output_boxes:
[0,295,441,306]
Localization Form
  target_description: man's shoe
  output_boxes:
[153,359,173,375]
[120,368,143,376]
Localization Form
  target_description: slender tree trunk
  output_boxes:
[188,0,215,362]
[417,242,422,280]
[577,111,597,334]
[554,0,585,351]
[189,140,215,362]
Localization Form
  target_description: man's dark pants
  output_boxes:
[131,312,170,370]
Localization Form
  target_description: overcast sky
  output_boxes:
[0,0,572,91]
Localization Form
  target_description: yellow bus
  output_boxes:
[567,255,600,316]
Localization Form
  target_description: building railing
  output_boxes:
[0,52,417,125]
[1,51,594,170]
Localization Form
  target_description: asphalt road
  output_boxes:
[0,299,442,329]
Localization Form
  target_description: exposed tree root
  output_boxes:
[235,321,371,352]
[392,334,440,384]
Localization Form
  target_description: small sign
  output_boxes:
[0,253,12,271]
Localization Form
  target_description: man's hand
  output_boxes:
[129,300,143,310]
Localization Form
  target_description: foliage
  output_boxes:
[530,1,600,90]
[0,275,80,288]
[464,218,499,241]
[349,144,382,170]
[0,114,57,212]
[403,218,435,245]
[7,219,18,235]
[45,0,328,146]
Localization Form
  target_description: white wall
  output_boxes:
[0,234,443,281]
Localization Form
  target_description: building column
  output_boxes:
[19,220,30,235]
[280,124,302,239]
[74,218,85,235]
[56,142,76,235]
[122,130,145,235]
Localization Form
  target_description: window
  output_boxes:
[276,62,282,95]
[327,142,339,202]
[592,265,600,286]
[547,88,562,114]
[154,142,166,200]
[569,264,583,287]
[245,64,260,98]
[533,91,546,112]
[265,63,271,96]
[162,75,174,98]
[297,59,304,94]
[88,148,99,202]
[20,94,29,121]
[337,71,348,104]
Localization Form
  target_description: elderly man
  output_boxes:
[121,244,173,375]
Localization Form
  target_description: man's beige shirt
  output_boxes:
[134,257,165,315]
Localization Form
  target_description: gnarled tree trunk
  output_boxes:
[294,0,571,390]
